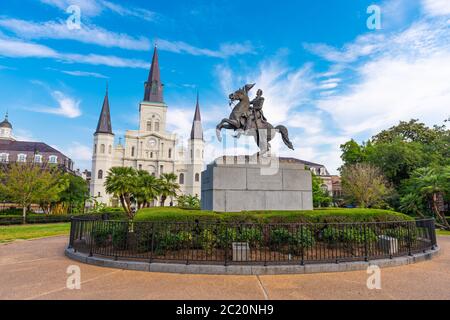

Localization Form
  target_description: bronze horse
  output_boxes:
[216,85,294,152]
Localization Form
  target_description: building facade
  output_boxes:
[0,112,74,171]
[90,47,204,206]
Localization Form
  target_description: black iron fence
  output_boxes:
[69,218,437,265]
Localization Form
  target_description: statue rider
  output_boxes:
[245,89,266,130]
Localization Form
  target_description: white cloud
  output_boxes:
[422,0,450,17]
[60,70,108,78]
[0,35,149,68]
[312,16,450,136]
[37,91,82,118]
[66,142,92,161]
[0,18,150,51]
[157,39,254,58]
[286,112,324,135]
[40,0,159,21]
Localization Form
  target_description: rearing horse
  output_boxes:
[216,85,294,152]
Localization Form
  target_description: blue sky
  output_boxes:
[0,0,448,173]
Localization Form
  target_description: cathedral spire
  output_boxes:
[144,45,164,103]
[190,92,203,140]
[95,86,113,135]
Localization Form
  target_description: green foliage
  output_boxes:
[200,229,216,252]
[270,227,316,250]
[340,163,393,208]
[58,174,89,214]
[112,223,128,249]
[323,226,377,244]
[312,173,332,207]
[91,227,111,247]
[177,194,201,210]
[104,167,138,219]
[158,173,180,207]
[134,207,412,224]
[135,170,160,209]
[339,118,449,220]
[384,227,417,242]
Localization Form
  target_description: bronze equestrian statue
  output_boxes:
[216,84,294,152]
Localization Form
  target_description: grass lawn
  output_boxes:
[436,229,450,236]
[134,207,412,223]
[0,223,70,243]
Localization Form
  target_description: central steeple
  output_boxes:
[143,46,164,103]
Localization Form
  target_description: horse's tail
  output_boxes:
[276,125,294,150]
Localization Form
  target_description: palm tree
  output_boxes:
[104,167,137,219]
[158,173,180,207]
[411,167,450,230]
[135,170,160,209]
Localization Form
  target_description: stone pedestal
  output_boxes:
[201,155,313,212]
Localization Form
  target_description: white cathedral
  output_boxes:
[90,47,204,206]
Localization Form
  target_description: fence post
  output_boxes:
[68,218,74,249]
[224,226,228,266]
[364,224,368,262]
[149,223,155,264]
[300,225,304,266]
[407,222,413,256]
[89,220,94,257]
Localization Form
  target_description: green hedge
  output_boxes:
[134,207,412,224]
[0,211,128,225]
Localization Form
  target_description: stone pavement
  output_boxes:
[0,235,449,300]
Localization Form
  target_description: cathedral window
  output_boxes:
[195,173,200,182]
[160,165,164,175]
[17,154,27,162]
[100,144,105,154]
[108,145,112,154]
[94,144,97,154]
[98,170,103,179]
[131,147,135,157]
[179,173,184,185]
[49,155,58,164]
[155,121,160,132]
[147,121,152,131]
[0,153,8,163]
[168,148,172,158]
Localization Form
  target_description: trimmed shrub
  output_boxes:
[91,227,111,247]
[112,223,129,250]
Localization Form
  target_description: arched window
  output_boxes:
[155,121,160,132]
[49,155,58,164]
[147,121,152,131]
[168,148,172,158]
[131,147,135,157]
[94,144,97,154]
[108,145,112,154]
[195,173,200,182]
[179,173,185,185]
[100,144,105,154]
[98,170,103,179]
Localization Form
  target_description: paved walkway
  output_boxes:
[0,235,449,300]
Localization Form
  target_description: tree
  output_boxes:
[403,166,450,230]
[58,174,90,214]
[104,167,137,219]
[158,173,180,207]
[134,170,160,209]
[341,163,393,208]
[177,194,201,209]
[0,163,64,223]
[312,173,332,208]
[37,170,69,214]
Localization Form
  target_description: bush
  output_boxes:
[112,223,128,250]
[323,226,377,244]
[91,226,111,247]
[154,229,194,253]
[134,207,412,224]
[217,226,263,247]
[0,214,72,225]
[384,226,418,242]
[269,227,316,252]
